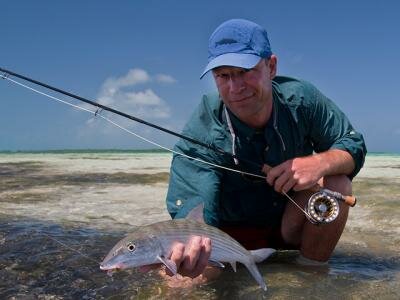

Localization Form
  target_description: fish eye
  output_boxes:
[127,243,136,252]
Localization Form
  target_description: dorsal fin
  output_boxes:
[185,203,204,222]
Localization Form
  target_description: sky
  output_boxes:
[1,1,399,153]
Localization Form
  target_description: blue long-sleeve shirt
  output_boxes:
[166,76,366,227]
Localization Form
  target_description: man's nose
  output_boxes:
[229,75,245,94]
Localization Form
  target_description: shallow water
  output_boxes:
[0,152,399,299]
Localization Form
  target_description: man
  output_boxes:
[164,19,366,280]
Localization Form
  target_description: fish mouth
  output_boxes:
[100,262,126,271]
[99,265,122,277]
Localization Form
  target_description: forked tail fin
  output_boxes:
[244,248,276,291]
[244,262,267,291]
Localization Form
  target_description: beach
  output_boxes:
[1,151,399,299]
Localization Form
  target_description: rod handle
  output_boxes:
[342,195,357,207]
[262,164,357,207]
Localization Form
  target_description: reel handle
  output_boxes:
[262,164,357,207]
[309,186,357,207]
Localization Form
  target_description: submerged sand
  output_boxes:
[0,152,399,299]
[0,152,398,231]
[0,152,172,229]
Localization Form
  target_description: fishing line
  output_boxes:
[0,67,260,169]
[1,75,267,180]
[41,231,100,265]
[0,71,317,221]
[281,191,312,218]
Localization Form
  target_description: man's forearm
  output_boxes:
[315,149,355,177]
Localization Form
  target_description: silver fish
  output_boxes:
[100,219,275,291]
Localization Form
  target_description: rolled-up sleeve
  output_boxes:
[304,83,367,179]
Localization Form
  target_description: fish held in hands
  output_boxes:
[100,219,275,291]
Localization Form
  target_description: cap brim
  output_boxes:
[200,53,262,79]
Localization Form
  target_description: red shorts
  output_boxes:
[220,225,299,250]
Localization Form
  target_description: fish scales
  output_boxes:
[146,221,249,261]
[118,219,255,263]
[137,220,235,243]
[157,233,247,263]
[100,219,274,291]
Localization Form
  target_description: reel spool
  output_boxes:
[306,191,339,224]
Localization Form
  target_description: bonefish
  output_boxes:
[100,219,275,291]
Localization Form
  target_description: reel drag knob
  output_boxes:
[306,191,340,224]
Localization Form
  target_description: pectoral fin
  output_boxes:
[157,255,177,275]
[230,262,237,272]
[208,260,225,268]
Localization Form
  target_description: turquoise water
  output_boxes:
[0,152,399,299]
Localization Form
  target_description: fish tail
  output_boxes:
[249,248,276,263]
[244,262,267,291]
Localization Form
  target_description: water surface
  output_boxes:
[1,152,399,299]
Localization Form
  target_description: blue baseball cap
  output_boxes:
[200,19,272,78]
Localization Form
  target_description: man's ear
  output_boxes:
[267,55,277,78]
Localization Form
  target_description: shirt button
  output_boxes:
[176,199,182,206]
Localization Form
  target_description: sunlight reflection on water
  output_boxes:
[0,153,399,299]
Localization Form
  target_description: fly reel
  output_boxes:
[306,191,339,224]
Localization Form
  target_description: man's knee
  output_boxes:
[281,176,351,246]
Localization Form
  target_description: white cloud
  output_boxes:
[155,74,177,84]
[96,68,174,120]
[77,68,177,144]
[125,89,161,105]
[106,69,150,89]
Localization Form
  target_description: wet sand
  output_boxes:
[0,152,399,299]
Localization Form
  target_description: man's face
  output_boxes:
[212,56,277,127]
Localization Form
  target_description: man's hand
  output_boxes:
[139,235,212,278]
[262,150,355,194]
[167,235,212,278]
[139,235,221,288]
[263,155,326,193]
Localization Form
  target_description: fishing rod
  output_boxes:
[0,66,260,170]
[0,67,356,224]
